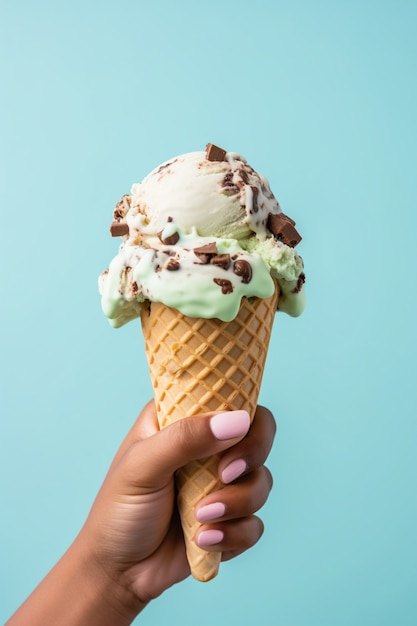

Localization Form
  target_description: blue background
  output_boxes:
[1,1,416,624]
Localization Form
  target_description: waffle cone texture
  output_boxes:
[140,281,279,581]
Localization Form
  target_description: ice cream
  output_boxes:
[99,143,306,582]
[99,143,305,327]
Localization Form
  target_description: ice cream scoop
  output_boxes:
[99,143,305,326]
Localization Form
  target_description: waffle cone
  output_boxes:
[140,282,279,581]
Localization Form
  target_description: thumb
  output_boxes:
[122,410,251,492]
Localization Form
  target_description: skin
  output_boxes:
[6,401,276,626]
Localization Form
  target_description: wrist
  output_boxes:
[72,531,147,624]
[6,532,146,626]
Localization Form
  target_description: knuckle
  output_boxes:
[242,515,264,547]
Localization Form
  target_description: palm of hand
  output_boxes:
[85,449,191,602]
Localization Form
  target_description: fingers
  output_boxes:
[195,516,265,560]
[113,403,275,483]
[118,409,252,493]
[217,405,276,484]
[193,405,276,560]
[195,466,273,523]
[193,468,273,556]
[110,403,275,528]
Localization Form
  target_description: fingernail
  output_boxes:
[221,458,247,484]
[210,410,250,441]
[196,502,226,523]
[197,529,224,547]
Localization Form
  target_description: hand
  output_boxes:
[6,401,276,626]
[80,401,276,610]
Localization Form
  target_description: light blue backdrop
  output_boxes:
[1,1,416,624]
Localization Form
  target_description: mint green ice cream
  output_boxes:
[99,145,305,327]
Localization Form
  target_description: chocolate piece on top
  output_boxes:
[213,278,234,294]
[110,221,129,237]
[233,259,252,284]
[193,242,218,264]
[267,213,302,247]
[158,230,180,246]
[206,143,227,162]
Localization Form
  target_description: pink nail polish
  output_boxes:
[221,458,247,484]
[196,502,226,523]
[210,410,250,440]
[197,529,224,547]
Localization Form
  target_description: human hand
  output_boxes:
[77,401,276,618]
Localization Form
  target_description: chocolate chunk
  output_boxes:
[233,259,252,283]
[132,281,139,293]
[210,254,231,270]
[278,222,302,247]
[165,258,180,271]
[213,278,234,294]
[194,242,218,255]
[239,168,249,184]
[194,242,218,263]
[110,221,129,237]
[251,186,259,213]
[206,143,227,162]
[113,194,131,220]
[156,160,176,176]
[158,230,180,246]
[223,172,240,195]
[267,213,302,247]
[268,213,296,231]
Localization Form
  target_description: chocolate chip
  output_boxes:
[113,194,131,220]
[194,242,218,263]
[267,213,302,247]
[156,160,176,175]
[158,230,180,245]
[239,168,249,184]
[223,171,239,194]
[292,272,306,293]
[251,186,259,213]
[233,259,252,283]
[213,278,234,294]
[132,281,139,293]
[110,221,129,237]
[165,258,180,271]
[206,143,227,162]
[210,254,231,270]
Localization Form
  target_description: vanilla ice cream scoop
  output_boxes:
[99,143,306,326]
[127,145,281,240]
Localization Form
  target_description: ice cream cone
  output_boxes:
[140,281,279,581]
